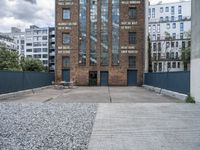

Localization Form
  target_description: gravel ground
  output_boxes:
[0,103,97,150]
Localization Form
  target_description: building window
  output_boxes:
[157,24,160,33]
[171,16,175,21]
[188,41,191,47]
[180,33,183,39]
[26,49,32,52]
[62,56,70,68]
[172,33,176,39]
[43,54,48,58]
[157,34,160,40]
[176,52,179,59]
[180,22,184,32]
[177,62,180,68]
[153,25,156,33]
[90,0,97,65]
[166,42,170,49]
[42,36,47,40]
[149,25,151,33]
[153,53,157,60]
[176,41,179,47]
[153,34,156,40]
[165,16,169,21]
[167,62,171,68]
[160,17,163,22]
[159,63,162,72]
[171,6,175,15]
[129,7,137,18]
[172,62,176,68]
[171,52,174,59]
[101,0,109,65]
[182,41,185,49]
[158,42,161,51]
[149,8,151,18]
[129,56,136,68]
[160,7,163,13]
[63,8,70,19]
[79,0,87,65]
[129,32,136,45]
[165,7,169,12]
[33,48,41,53]
[154,63,157,72]
[166,52,170,59]
[167,23,170,29]
[63,33,70,44]
[178,6,182,14]
[112,0,120,65]
[178,15,182,20]
[171,42,175,48]
[172,23,176,29]
[152,8,155,18]
[153,43,157,51]
[26,43,32,46]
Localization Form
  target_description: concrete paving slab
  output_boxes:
[0,87,182,103]
[109,87,181,103]
[88,103,200,150]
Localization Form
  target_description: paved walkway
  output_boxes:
[88,103,200,150]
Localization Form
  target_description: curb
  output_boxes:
[143,85,187,101]
[0,86,52,100]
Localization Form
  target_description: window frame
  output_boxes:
[128,7,137,19]
[62,33,71,45]
[128,32,137,45]
[62,8,71,20]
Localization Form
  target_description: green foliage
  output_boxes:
[185,95,195,103]
[20,57,45,72]
[0,47,20,71]
[181,30,191,71]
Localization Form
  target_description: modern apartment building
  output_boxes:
[4,26,56,72]
[0,33,17,51]
[149,1,191,72]
[49,27,56,72]
[25,25,50,67]
[5,27,25,56]
[55,0,147,86]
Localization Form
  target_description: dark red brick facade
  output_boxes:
[55,0,146,86]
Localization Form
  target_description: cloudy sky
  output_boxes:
[0,0,187,33]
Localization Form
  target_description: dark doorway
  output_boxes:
[89,71,97,86]
[100,71,109,86]
[127,70,137,86]
[62,69,70,82]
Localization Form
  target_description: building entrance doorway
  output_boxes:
[89,71,97,86]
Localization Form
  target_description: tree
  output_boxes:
[0,47,20,71]
[20,57,45,72]
[148,36,153,72]
[181,30,191,71]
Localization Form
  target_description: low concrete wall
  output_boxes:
[0,86,52,100]
[143,85,187,101]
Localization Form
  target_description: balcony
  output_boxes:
[49,52,55,56]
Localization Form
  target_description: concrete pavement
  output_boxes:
[88,103,200,150]
[0,86,182,103]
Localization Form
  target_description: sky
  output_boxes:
[0,0,188,33]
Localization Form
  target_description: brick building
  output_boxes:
[55,0,147,86]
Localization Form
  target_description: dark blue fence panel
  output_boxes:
[144,71,190,95]
[0,71,55,94]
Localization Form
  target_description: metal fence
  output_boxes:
[144,71,190,95]
[0,71,55,94]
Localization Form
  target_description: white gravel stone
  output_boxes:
[0,103,97,150]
